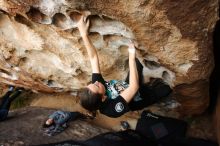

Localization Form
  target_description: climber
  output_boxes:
[77,15,172,118]
[0,86,23,121]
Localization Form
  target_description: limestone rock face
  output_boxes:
[0,0,218,114]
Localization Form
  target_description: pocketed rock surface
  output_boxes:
[0,0,219,115]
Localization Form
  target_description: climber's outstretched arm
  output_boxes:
[120,42,139,103]
[77,16,101,73]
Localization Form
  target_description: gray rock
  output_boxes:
[0,107,109,145]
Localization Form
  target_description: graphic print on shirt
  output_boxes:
[115,102,124,112]
[105,80,142,101]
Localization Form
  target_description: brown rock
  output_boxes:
[214,89,220,144]
[0,0,218,115]
[173,80,210,115]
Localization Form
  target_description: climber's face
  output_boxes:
[87,81,105,96]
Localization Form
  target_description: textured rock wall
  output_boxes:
[0,0,218,114]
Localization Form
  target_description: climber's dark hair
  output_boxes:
[78,88,102,112]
